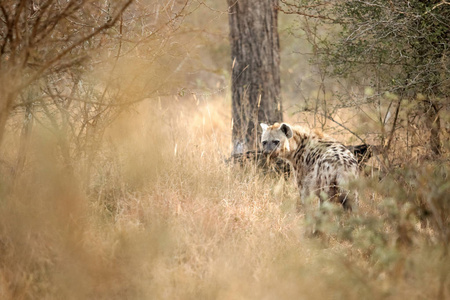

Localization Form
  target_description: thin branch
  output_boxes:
[384,99,402,152]
[276,5,334,21]
[15,0,134,94]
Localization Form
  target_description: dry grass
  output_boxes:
[0,95,449,299]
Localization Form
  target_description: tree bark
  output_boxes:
[227,0,282,154]
[424,99,441,157]
[15,101,34,178]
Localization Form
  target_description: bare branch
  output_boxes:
[16,0,134,93]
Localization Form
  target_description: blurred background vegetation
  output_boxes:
[0,0,448,299]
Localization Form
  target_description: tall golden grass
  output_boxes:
[0,95,448,299]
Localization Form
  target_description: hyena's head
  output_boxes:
[260,122,293,158]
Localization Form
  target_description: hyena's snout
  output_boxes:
[261,140,280,156]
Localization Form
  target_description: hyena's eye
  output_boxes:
[262,141,268,146]
[273,140,280,146]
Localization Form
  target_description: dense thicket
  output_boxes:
[281,0,449,158]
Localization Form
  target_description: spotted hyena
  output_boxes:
[260,122,359,211]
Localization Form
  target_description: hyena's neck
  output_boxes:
[283,127,323,162]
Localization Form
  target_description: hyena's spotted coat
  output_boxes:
[260,122,359,211]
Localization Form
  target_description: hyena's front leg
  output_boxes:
[299,173,321,209]
[298,186,308,212]
[300,185,321,212]
[300,184,325,236]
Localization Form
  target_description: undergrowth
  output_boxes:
[0,98,449,299]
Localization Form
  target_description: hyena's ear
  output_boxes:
[280,123,293,139]
[260,123,269,132]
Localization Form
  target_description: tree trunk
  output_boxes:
[424,99,441,157]
[0,79,17,148]
[227,0,282,154]
[15,102,34,178]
